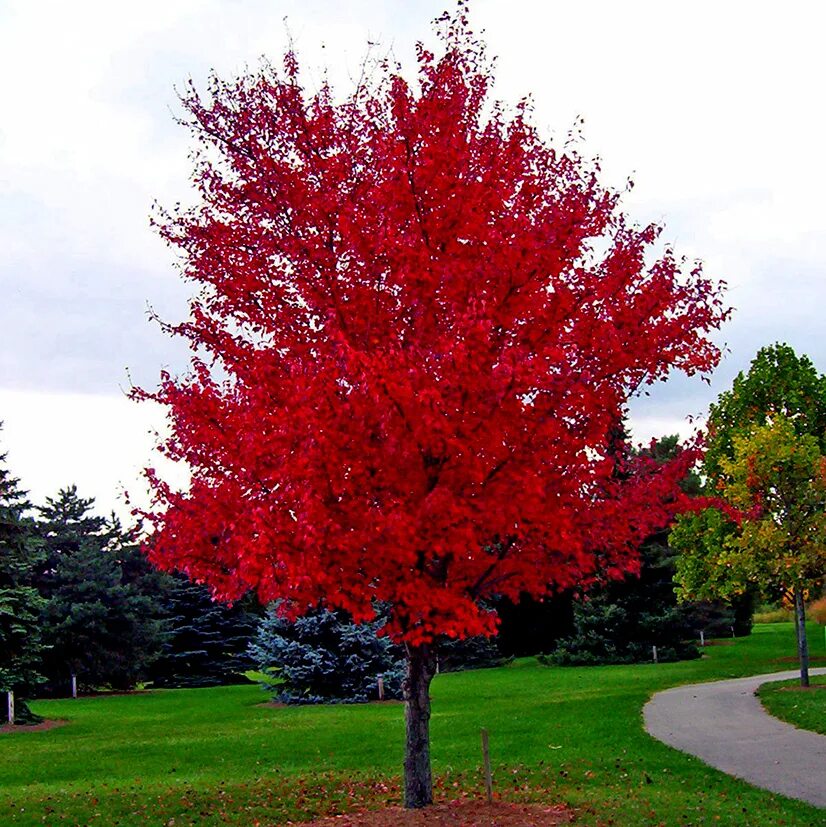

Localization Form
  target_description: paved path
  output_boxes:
[644,667,826,808]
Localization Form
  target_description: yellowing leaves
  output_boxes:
[674,413,826,599]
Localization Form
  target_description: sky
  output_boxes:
[1,0,824,521]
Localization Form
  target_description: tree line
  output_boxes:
[3,343,824,727]
[0,473,259,722]
[0,421,763,724]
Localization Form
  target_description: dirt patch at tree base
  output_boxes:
[0,719,68,734]
[293,800,574,826]
[776,684,826,692]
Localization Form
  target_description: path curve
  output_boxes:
[644,667,826,808]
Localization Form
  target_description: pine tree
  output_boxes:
[249,602,508,704]
[548,435,720,665]
[0,432,45,722]
[148,573,259,688]
[249,605,406,704]
[36,488,164,692]
[548,531,701,665]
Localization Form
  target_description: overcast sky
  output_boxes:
[1,0,824,520]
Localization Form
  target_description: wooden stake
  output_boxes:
[700,630,705,647]
[377,676,384,701]
[6,691,14,725]
[652,645,658,664]
[480,728,493,803]
[71,674,77,699]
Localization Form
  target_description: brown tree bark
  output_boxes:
[403,643,437,809]
[794,588,810,688]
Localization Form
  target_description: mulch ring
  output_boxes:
[292,800,574,826]
[0,718,68,734]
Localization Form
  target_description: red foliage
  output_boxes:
[135,16,728,644]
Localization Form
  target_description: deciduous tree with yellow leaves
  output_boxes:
[673,345,826,686]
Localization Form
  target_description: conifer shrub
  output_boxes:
[249,606,405,704]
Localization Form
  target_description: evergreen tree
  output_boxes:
[0,434,45,722]
[548,531,701,665]
[436,633,509,672]
[249,605,406,704]
[36,488,164,692]
[547,434,733,666]
[249,603,506,704]
[682,593,754,639]
[35,486,108,587]
[148,573,259,688]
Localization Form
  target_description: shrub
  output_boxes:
[753,605,794,623]
[249,603,510,704]
[809,597,826,625]
[249,606,405,704]
[437,635,511,672]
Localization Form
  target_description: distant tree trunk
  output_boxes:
[794,588,810,688]
[403,643,436,809]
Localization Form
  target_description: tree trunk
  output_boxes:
[794,588,810,688]
[403,643,436,809]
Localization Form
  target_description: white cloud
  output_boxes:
[627,413,705,448]
[0,389,188,524]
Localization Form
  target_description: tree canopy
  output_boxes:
[137,15,727,646]
[704,343,826,477]
[675,417,826,599]
[36,487,165,692]
[673,344,826,685]
[136,10,728,807]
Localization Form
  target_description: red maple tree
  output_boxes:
[136,10,728,808]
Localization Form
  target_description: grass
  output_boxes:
[1,623,824,826]
[758,673,826,736]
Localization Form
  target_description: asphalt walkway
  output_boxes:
[643,667,826,808]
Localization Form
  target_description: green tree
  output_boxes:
[549,535,701,665]
[674,344,826,686]
[0,435,45,722]
[548,434,710,666]
[36,488,165,692]
[704,343,826,477]
[675,416,826,685]
[148,573,259,688]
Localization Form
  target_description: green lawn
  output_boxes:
[758,673,826,736]
[1,623,824,826]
